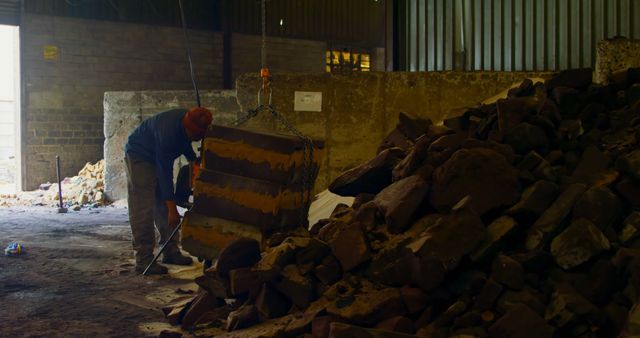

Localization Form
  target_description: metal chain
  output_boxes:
[261,0,267,70]
[267,106,316,227]
[233,107,261,127]
[228,0,315,229]
[178,0,201,107]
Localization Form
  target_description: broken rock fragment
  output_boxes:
[396,112,432,142]
[525,183,587,250]
[616,149,640,181]
[504,122,549,155]
[226,305,260,331]
[367,239,417,287]
[181,291,224,329]
[496,288,547,316]
[256,237,311,281]
[573,185,623,231]
[329,322,420,338]
[545,68,593,90]
[570,146,611,184]
[506,180,559,221]
[216,237,262,278]
[229,267,261,297]
[474,278,504,311]
[615,177,640,208]
[329,147,406,196]
[489,304,554,338]
[256,284,292,320]
[399,286,428,314]
[550,218,610,270]
[373,175,429,233]
[544,283,601,329]
[326,287,405,326]
[274,264,316,309]
[619,212,640,244]
[375,316,415,334]
[430,148,520,215]
[313,255,342,285]
[470,216,518,262]
[408,199,485,271]
[491,255,525,290]
[392,136,431,181]
[328,224,371,272]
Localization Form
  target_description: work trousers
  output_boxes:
[124,154,178,263]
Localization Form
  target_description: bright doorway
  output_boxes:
[0,25,20,194]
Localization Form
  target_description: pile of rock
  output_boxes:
[163,68,640,338]
[77,159,105,181]
[44,159,106,209]
[0,160,107,208]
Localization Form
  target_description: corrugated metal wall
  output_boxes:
[231,0,385,47]
[23,0,386,48]
[24,0,220,30]
[0,0,21,25]
[397,0,640,71]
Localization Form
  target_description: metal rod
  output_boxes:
[56,156,62,206]
[55,155,65,212]
[261,0,267,69]
[142,221,183,275]
[178,0,201,107]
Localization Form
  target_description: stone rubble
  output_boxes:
[162,67,640,338]
[0,160,107,209]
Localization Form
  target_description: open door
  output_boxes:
[0,24,19,194]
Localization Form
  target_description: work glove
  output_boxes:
[166,200,181,228]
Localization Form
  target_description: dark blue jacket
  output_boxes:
[125,109,197,201]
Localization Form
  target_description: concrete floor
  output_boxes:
[0,206,203,337]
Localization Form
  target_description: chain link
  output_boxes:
[267,106,316,228]
[232,107,260,127]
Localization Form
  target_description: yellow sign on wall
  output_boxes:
[43,45,59,60]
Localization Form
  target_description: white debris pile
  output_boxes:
[0,160,108,208]
[46,160,106,209]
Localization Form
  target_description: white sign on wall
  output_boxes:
[294,91,322,112]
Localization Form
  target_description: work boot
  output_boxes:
[135,261,168,275]
[162,247,193,266]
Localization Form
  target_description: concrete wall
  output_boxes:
[235,71,551,191]
[21,14,224,190]
[99,38,638,198]
[103,90,240,200]
[104,71,550,200]
[595,38,640,84]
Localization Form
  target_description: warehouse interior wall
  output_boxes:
[19,13,337,190]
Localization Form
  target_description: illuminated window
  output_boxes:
[326,47,371,73]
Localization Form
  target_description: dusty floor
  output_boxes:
[0,205,203,338]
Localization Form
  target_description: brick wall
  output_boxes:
[21,14,224,189]
[20,14,378,190]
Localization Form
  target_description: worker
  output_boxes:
[124,107,212,275]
